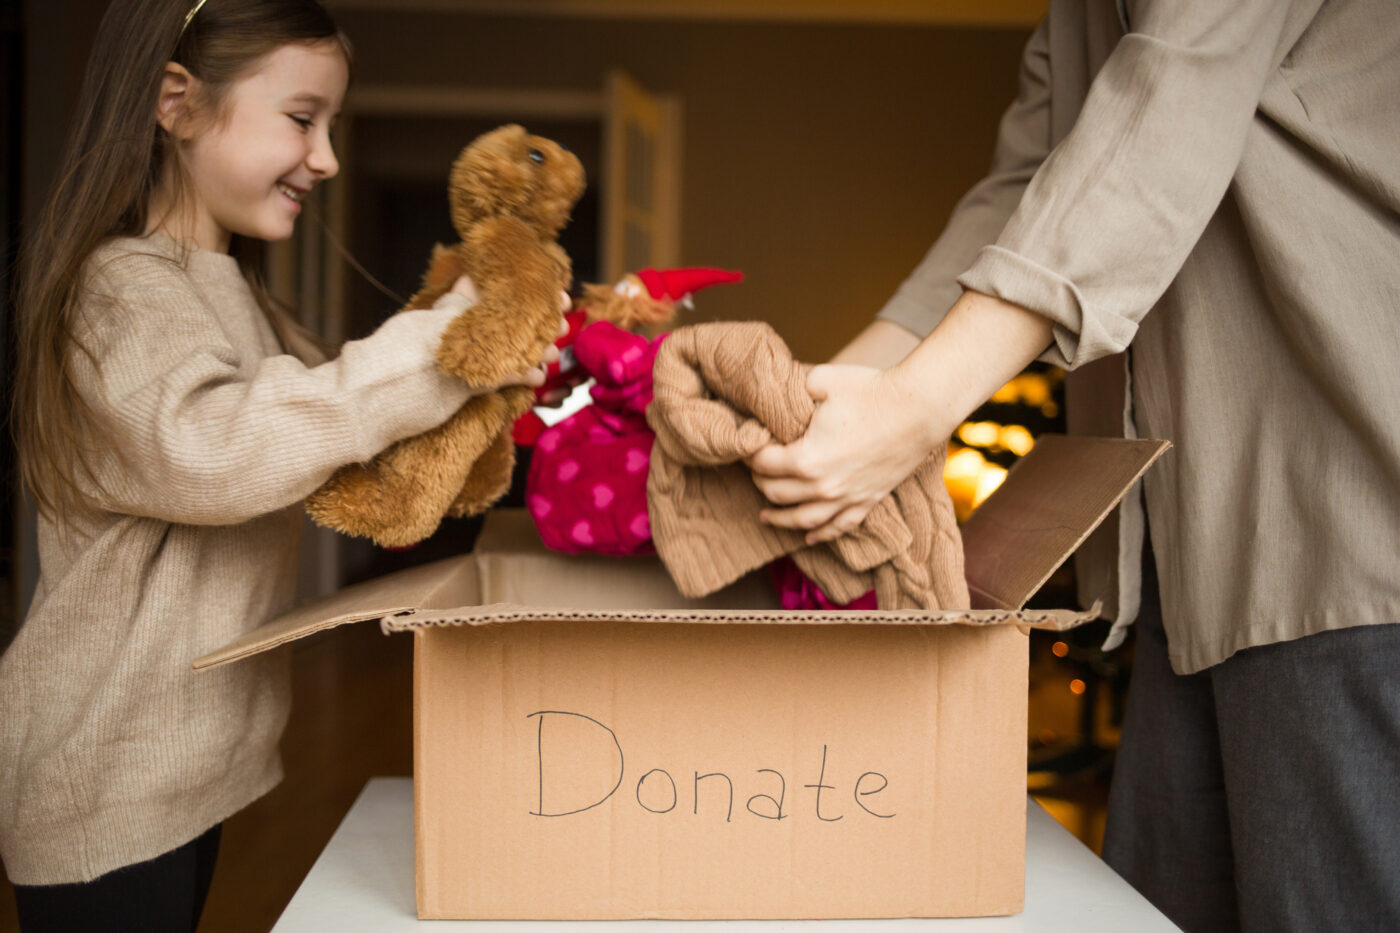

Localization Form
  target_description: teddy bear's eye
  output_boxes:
[527,148,545,164]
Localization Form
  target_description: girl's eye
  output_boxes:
[289,115,314,131]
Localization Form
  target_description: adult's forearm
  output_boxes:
[887,289,1053,445]
[829,319,923,369]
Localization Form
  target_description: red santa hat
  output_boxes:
[636,267,744,301]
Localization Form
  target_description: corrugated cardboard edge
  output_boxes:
[382,600,1103,633]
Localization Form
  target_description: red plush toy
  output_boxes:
[521,267,743,555]
[512,266,744,445]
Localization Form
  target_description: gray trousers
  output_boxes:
[1102,551,1400,933]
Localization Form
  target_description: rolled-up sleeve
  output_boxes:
[877,17,1053,337]
[959,0,1322,369]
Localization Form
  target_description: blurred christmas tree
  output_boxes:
[948,362,1130,853]
[944,361,1064,522]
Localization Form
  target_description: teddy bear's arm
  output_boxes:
[304,391,515,547]
[436,216,568,387]
[403,244,467,311]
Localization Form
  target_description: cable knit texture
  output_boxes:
[646,321,968,611]
[0,234,470,884]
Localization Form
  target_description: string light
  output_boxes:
[945,368,1062,518]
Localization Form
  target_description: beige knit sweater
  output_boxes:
[647,322,968,611]
[0,235,471,885]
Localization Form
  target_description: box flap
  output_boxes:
[193,519,787,671]
[191,556,479,671]
[960,434,1169,611]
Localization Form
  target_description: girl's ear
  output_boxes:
[156,63,198,139]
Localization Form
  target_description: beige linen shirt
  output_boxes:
[0,235,471,884]
[878,0,1400,673]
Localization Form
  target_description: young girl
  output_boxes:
[2,2,556,929]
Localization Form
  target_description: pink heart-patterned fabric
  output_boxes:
[526,322,664,556]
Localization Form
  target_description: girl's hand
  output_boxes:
[431,275,482,314]
[493,289,573,390]
[747,364,942,545]
[537,381,581,407]
[449,274,480,306]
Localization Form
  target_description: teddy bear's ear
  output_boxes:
[422,244,465,293]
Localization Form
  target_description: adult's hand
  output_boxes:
[748,364,941,544]
[748,289,1055,544]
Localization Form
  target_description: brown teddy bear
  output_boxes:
[304,124,585,547]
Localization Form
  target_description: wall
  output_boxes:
[10,4,1034,618]
[333,10,1032,361]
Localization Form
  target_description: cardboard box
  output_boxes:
[197,434,1166,920]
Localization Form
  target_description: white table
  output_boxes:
[274,778,1180,931]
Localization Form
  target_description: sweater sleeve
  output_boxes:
[958,0,1322,369]
[875,17,1053,338]
[74,256,473,525]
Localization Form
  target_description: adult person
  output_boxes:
[748,2,1400,931]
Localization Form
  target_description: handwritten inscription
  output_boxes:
[528,710,895,822]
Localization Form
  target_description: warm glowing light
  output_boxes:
[1041,401,1060,418]
[972,463,1007,508]
[1051,641,1069,658]
[1069,679,1087,695]
[1015,374,1051,407]
[957,421,1001,448]
[945,446,986,481]
[943,446,986,521]
[999,424,1034,456]
[990,371,1063,406]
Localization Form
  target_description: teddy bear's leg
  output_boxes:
[446,385,536,518]
[447,426,516,519]
[305,444,461,548]
[305,394,506,547]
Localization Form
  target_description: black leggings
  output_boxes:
[13,824,221,933]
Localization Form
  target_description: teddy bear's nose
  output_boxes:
[527,149,545,164]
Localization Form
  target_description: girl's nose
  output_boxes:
[308,133,339,180]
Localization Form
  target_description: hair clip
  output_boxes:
[180,0,209,40]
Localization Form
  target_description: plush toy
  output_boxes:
[304,124,585,547]
[524,267,743,555]
[512,266,745,446]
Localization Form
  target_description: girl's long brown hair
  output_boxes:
[12,0,348,522]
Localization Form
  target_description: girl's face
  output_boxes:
[176,41,347,253]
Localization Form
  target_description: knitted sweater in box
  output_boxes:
[647,321,968,611]
[0,235,471,884]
